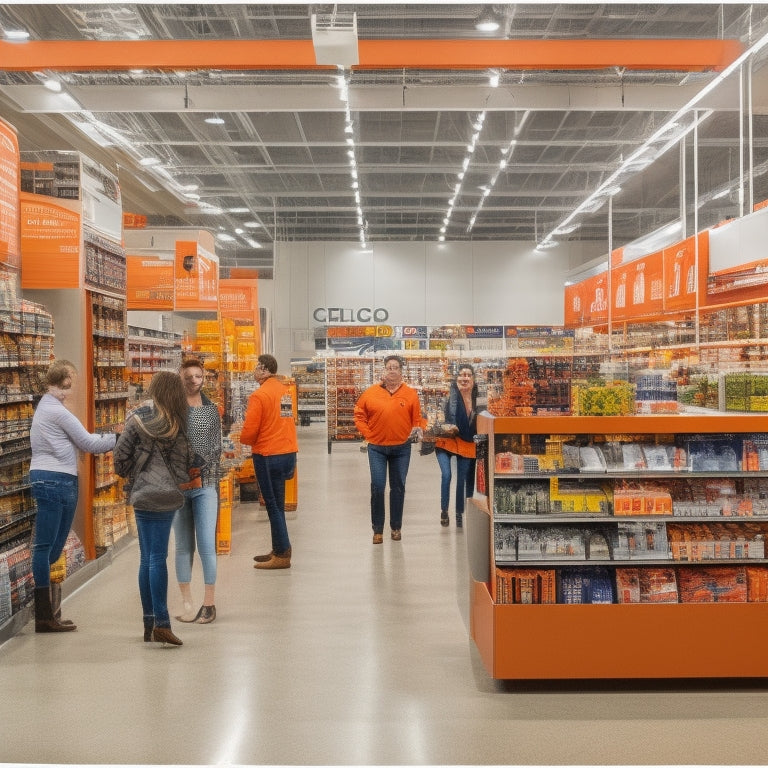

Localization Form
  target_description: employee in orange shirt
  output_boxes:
[434,364,478,529]
[241,354,298,570]
[354,355,425,544]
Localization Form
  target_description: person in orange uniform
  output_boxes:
[434,364,478,529]
[354,355,425,544]
[241,354,298,570]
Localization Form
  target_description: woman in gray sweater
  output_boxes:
[29,360,117,632]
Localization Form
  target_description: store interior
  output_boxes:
[3,5,768,764]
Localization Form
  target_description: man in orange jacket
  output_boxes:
[354,355,425,544]
[241,354,298,569]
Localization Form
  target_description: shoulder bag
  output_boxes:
[129,444,186,512]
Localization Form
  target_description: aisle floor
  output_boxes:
[2,422,768,766]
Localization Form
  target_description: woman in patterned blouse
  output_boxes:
[173,358,222,624]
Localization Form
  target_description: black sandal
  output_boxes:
[440,511,449,527]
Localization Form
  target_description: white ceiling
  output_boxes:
[2,3,768,277]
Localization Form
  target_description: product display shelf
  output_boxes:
[292,362,326,425]
[87,291,130,556]
[325,357,374,453]
[127,325,182,393]
[0,269,54,626]
[468,412,768,680]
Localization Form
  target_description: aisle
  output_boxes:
[2,422,768,765]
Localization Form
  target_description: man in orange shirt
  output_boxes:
[241,354,298,569]
[354,355,425,544]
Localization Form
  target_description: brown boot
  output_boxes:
[253,546,291,563]
[50,583,76,628]
[254,552,291,570]
[35,587,76,633]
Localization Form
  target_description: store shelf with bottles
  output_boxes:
[86,291,130,557]
[0,270,55,627]
[20,148,130,562]
[468,412,768,679]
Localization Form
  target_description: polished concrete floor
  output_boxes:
[3,421,768,766]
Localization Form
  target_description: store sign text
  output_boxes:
[313,307,389,323]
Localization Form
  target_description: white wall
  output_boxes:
[273,239,602,369]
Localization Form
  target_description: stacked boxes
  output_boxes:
[216,470,234,554]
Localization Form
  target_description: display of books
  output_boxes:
[621,443,646,470]
[579,445,607,472]
[642,444,672,471]
[493,480,551,516]
[638,567,678,603]
[677,566,747,602]
[495,524,615,561]
[687,437,740,472]
[495,567,556,604]
[558,567,615,604]
[666,522,766,561]
[614,521,669,559]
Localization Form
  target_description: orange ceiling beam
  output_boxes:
[0,38,743,72]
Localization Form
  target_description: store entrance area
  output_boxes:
[1,422,768,765]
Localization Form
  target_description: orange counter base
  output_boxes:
[470,579,768,680]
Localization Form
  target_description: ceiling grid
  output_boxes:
[0,4,767,276]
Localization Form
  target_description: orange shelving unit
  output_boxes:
[468,412,768,680]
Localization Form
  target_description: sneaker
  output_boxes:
[440,511,449,527]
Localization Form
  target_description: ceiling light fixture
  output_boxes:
[475,14,500,33]
[43,78,62,93]
[139,157,161,167]
[4,29,30,41]
[205,115,226,125]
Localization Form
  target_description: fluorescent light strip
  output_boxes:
[537,30,768,251]
[443,110,486,240]
[337,68,368,249]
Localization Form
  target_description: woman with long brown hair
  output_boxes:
[114,371,199,647]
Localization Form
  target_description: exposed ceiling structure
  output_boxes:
[2,4,768,279]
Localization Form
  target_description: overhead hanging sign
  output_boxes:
[663,232,708,312]
[174,240,219,311]
[611,250,664,321]
[126,254,174,310]
[564,272,608,327]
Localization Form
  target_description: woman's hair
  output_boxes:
[180,357,205,374]
[45,359,76,388]
[143,371,188,439]
[456,364,475,378]
[257,354,278,374]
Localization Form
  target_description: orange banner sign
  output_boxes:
[20,192,81,288]
[174,240,219,311]
[664,232,708,312]
[564,272,608,327]
[611,250,664,321]
[126,254,174,310]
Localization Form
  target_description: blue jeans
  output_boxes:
[134,509,177,628]
[252,452,296,555]
[367,441,412,533]
[30,470,79,588]
[173,486,218,585]
[435,449,476,518]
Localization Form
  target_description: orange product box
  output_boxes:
[216,501,232,554]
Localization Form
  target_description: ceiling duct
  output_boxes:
[311,10,358,67]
